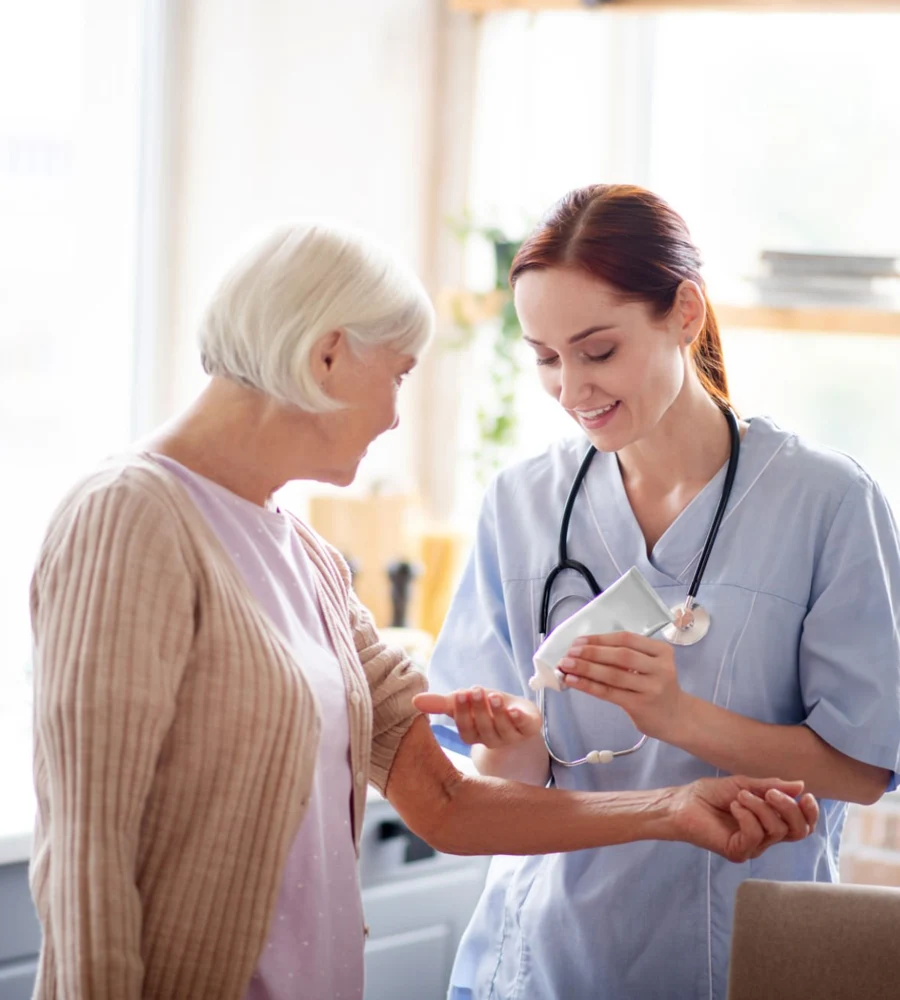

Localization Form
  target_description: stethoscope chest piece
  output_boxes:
[661,602,711,646]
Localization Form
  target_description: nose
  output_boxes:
[557,361,593,411]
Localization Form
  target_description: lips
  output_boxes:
[574,400,620,430]
[578,403,617,419]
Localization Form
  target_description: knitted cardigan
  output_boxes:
[28,455,426,999]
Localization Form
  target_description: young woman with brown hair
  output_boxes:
[420,185,900,1000]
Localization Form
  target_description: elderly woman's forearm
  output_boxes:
[425,772,676,856]
[385,717,675,854]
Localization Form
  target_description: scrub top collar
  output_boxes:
[583,416,789,589]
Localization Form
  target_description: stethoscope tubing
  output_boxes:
[538,407,741,767]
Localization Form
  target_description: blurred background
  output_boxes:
[1,1,900,996]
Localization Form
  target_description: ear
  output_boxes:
[672,280,706,347]
[309,329,347,384]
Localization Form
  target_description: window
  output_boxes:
[721,328,900,505]
[0,0,143,717]
[457,9,900,525]
[647,12,900,282]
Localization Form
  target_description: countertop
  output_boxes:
[0,678,34,866]
[0,802,33,867]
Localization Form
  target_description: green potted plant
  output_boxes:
[442,222,525,483]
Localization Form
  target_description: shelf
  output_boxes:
[714,303,900,337]
[438,288,900,337]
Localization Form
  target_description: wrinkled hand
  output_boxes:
[558,632,684,741]
[671,776,820,862]
[413,687,542,748]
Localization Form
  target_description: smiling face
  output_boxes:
[513,266,703,453]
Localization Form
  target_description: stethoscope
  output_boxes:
[537,407,741,767]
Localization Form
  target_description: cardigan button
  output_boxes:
[355,770,365,784]
[350,691,362,706]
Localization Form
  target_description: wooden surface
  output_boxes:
[308,493,421,629]
[438,287,900,337]
[715,303,900,336]
[450,1,900,12]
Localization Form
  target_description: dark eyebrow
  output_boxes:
[523,325,616,348]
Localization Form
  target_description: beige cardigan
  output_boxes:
[28,455,426,999]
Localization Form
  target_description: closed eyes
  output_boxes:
[535,347,616,367]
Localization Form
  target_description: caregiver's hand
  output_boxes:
[672,776,820,862]
[413,687,542,748]
[558,632,685,741]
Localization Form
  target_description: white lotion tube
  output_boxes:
[529,567,675,693]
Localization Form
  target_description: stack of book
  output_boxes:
[753,251,900,308]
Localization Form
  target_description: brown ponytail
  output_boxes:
[510,184,731,408]
[693,292,730,409]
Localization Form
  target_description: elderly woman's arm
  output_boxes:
[343,578,817,861]
[30,478,195,1000]
[385,716,817,861]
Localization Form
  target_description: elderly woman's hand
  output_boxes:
[413,687,542,748]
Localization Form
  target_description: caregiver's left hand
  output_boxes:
[558,632,684,741]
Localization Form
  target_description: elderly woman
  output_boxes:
[28,222,817,1000]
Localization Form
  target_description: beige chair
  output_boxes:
[728,879,900,1000]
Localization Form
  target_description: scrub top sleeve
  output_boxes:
[427,481,522,757]
[799,472,900,790]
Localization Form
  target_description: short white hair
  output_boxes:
[198,221,435,412]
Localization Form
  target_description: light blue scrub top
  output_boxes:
[428,416,900,1000]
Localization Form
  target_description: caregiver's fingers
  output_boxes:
[412,689,484,745]
[763,788,818,841]
[486,692,526,742]
[737,776,805,800]
[559,658,649,692]
[466,688,502,745]
[451,691,483,746]
[728,799,767,861]
[412,688,540,747]
[799,792,820,830]
[737,789,790,842]
[412,692,454,715]
[568,631,666,657]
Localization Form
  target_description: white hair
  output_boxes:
[198,221,435,412]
